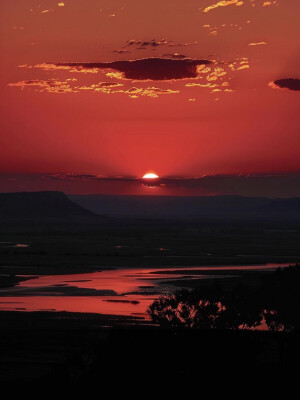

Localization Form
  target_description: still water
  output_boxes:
[0,263,291,318]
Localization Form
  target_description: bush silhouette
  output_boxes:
[147,265,300,331]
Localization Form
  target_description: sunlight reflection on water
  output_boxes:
[0,263,292,321]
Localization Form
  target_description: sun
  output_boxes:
[142,173,159,179]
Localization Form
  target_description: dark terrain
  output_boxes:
[0,191,105,223]
[0,191,300,383]
[1,311,299,385]
[0,192,300,270]
[71,193,300,221]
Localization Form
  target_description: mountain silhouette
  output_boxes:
[70,194,300,222]
[0,191,98,222]
[1,192,299,223]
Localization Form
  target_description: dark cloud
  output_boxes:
[141,174,300,196]
[126,39,170,48]
[47,174,102,181]
[55,57,211,81]
[43,173,300,197]
[18,79,60,87]
[140,41,159,47]
[125,39,198,50]
[272,78,300,91]
[46,174,136,182]
[2,173,300,197]
[112,49,131,54]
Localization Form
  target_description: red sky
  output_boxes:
[0,0,299,195]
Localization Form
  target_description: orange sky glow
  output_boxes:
[0,0,299,195]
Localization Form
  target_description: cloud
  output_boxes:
[15,56,251,96]
[120,39,199,53]
[203,0,244,13]
[113,50,131,54]
[42,173,300,197]
[124,87,180,98]
[227,57,250,72]
[8,79,123,94]
[41,9,54,14]
[2,173,300,197]
[131,39,166,48]
[185,82,218,88]
[46,174,136,182]
[8,79,75,93]
[269,78,300,91]
[76,84,179,98]
[19,63,100,74]
[248,42,267,46]
[16,57,252,96]
[54,57,212,81]
[8,79,179,98]
[202,0,278,12]
[237,64,249,70]
[126,39,180,49]
[263,1,278,6]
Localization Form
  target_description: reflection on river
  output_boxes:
[0,263,291,319]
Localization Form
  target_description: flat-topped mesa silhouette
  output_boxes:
[0,191,99,221]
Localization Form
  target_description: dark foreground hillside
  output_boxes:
[0,311,299,385]
[1,267,300,384]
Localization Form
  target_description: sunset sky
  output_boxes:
[1,0,299,196]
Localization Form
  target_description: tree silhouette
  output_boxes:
[147,265,300,331]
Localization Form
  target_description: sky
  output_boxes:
[0,0,300,196]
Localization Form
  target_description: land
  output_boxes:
[0,191,300,383]
[70,193,300,222]
[0,310,299,385]
[1,222,300,272]
[1,191,300,272]
[1,222,299,383]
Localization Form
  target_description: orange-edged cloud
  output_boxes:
[248,42,267,46]
[15,55,252,96]
[202,0,278,12]
[8,79,75,93]
[125,87,180,98]
[203,0,244,13]
[269,78,300,91]
[41,9,54,14]
[8,79,180,99]
[263,1,278,6]
[20,63,100,74]
[125,39,198,50]
[53,58,212,81]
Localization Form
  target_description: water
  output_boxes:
[0,263,292,318]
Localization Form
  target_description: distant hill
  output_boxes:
[1,192,299,224]
[70,194,300,222]
[0,191,98,222]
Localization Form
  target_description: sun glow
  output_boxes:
[142,173,159,179]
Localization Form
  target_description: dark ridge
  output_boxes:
[0,191,98,221]
[69,194,300,222]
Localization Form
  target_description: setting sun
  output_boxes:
[142,173,159,179]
